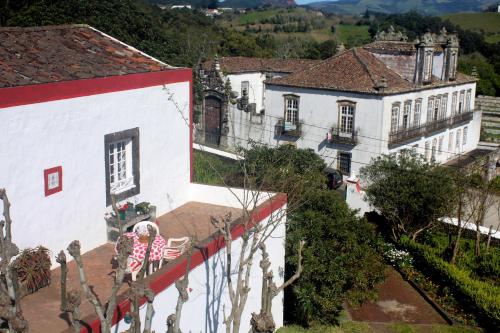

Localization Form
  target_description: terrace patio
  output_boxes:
[20,201,243,333]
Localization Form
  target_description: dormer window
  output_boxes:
[423,51,433,82]
[449,51,457,79]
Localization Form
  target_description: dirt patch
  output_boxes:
[348,266,447,324]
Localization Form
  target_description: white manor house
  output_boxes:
[199,28,481,176]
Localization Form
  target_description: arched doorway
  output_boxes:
[204,96,222,146]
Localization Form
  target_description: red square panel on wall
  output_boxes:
[44,166,62,196]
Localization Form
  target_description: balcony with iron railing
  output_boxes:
[388,123,425,146]
[389,109,476,147]
[274,118,302,139]
[328,126,359,146]
[449,109,474,127]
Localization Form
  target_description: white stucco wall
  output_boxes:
[111,201,287,333]
[226,72,266,113]
[383,82,480,164]
[0,81,191,260]
[260,82,479,177]
[264,85,385,176]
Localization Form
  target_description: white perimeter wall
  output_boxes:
[0,81,191,260]
[112,202,287,333]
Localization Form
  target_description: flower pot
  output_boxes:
[118,211,126,220]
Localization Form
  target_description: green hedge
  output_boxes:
[400,238,500,330]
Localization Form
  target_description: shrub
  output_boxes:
[400,238,500,330]
[286,189,386,326]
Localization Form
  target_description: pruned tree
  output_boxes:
[250,241,304,333]
[56,250,82,333]
[0,189,28,333]
[166,239,194,333]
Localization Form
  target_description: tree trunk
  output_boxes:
[450,198,463,265]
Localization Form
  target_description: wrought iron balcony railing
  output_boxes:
[274,118,302,139]
[389,123,425,146]
[328,126,358,145]
[389,109,475,147]
[449,110,474,127]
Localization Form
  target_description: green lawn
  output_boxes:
[442,12,500,44]
[335,24,371,46]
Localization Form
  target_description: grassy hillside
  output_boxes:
[219,7,370,46]
[442,12,500,43]
[306,0,497,16]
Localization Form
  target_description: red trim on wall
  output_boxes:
[80,193,287,333]
[189,75,194,183]
[44,166,63,196]
[0,69,192,109]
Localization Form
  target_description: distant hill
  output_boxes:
[305,0,497,16]
[147,0,296,9]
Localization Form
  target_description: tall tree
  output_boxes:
[360,150,456,241]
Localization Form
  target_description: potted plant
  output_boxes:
[135,202,151,215]
[118,203,128,220]
[12,246,51,296]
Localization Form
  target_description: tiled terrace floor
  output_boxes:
[20,202,242,333]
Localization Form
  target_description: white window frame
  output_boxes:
[463,126,468,146]
[104,127,140,206]
[451,92,457,116]
[441,94,448,118]
[431,138,437,162]
[427,97,434,123]
[433,95,441,122]
[456,128,461,152]
[458,90,465,114]
[284,95,299,129]
[465,90,472,112]
[403,101,411,129]
[340,103,355,134]
[109,139,134,194]
[448,131,454,152]
[438,136,443,156]
[414,99,422,125]
[391,104,400,133]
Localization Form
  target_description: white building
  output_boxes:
[0,25,286,333]
[201,29,481,178]
[198,56,319,148]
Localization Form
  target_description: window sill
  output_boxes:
[111,183,136,195]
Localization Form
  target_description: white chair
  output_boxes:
[161,237,190,268]
[126,256,143,281]
[132,221,159,235]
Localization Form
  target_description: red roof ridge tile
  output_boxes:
[0,24,91,32]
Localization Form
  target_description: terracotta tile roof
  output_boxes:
[363,41,444,54]
[266,48,476,95]
[0,25,173,88]
[203,56,321,74]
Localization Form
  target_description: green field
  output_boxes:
[219,8,370,46]
[442,12,500,43]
